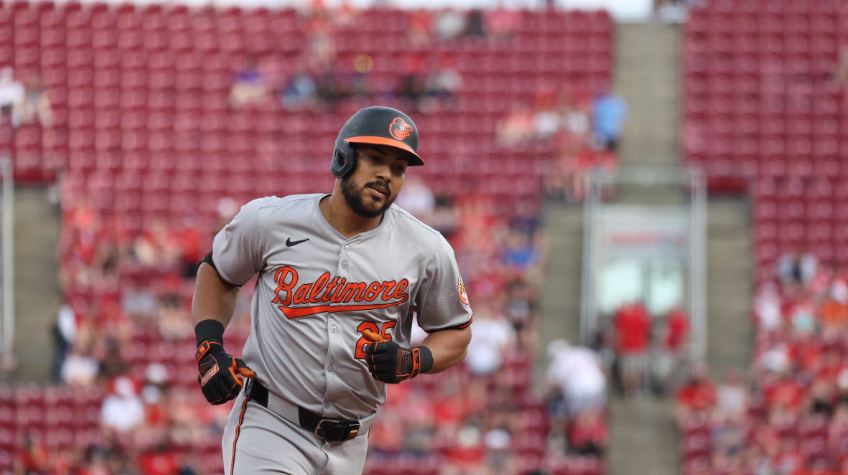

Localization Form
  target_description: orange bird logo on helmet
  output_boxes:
[388,117,413,141]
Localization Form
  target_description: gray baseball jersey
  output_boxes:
[212,193,473,420]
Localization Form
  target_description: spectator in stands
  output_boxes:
[820,275,848,333]
[157,291,192,340]
[96,336,129,381]
[710,412,747,471]
[754,281,783,333]
[464,9,487,37]
[229,57,270,108]
[545,339,607,418]
[675,364,716,423]
[715,369,748,420]
[504,277,536,333]
[407,9,432,47]
[502,229,539,274]
[497,103,535,147]
[487,4,521,40]
[562,97,592,142]
[829,402,848,458]
[396,55,428,110]
[533,105,561,141]
[51,299,76,382]
[483,427,514,473]
[14,432,49,474]
[465,303,516,376]
[591,87,627,152]
[778,249,817,287]
[0,66,23,127]
[396,175,435,223]
[566,408,608,456]
[654,307,689,392]
[61,339,99,386]
[101,376,144,433]
[280,69,318,111]
[613,301,652,396]
[433,8,465,40]
[122,280,158,325]
[315,64,349,105]
[17,75,52,127]
[172,217,205,279]
[425,58,462,108]
[304,2,336,69]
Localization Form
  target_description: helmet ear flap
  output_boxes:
[331,141,356,178]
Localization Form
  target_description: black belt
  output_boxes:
[245,379,361,443]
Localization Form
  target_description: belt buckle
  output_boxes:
[314,419,360,442]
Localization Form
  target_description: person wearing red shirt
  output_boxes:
[675,365,717,423]
[654,308,690,392]
[566,409,608,456]
[613,302,652,396]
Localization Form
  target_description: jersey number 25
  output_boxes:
[354,321,396,359]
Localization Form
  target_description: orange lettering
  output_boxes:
[392,279,409,300]
[310,273,330,303]
[271,267,412,319]
[379,281,396,301]
[272,266,298,306]
[293,284,311,305]
[340,282,368,302]
[364,282,382,301]
[322,277,340,302]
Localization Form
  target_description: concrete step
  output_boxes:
[608,396,679,475]
[705,197,753,377]
[538,201,585,358]
[7,186,60,383]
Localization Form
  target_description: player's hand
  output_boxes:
[362,329,423,384]
[195,340,256,405]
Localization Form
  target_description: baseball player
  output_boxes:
[191,106,473,474]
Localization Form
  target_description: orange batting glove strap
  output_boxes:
[364,341,432,384]
[195,339,254,405]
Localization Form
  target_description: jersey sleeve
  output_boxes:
[212,197,273,286]
[415,236,473,332]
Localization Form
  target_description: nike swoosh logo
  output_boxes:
[286,237,310,247]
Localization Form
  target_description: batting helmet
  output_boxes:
[331,106,424,178]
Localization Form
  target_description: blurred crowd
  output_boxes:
[225,2,535,114]
[675,251,848,475]
[586,301,690,400]
[497,86,626,203]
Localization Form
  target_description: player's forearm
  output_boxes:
[192,262,239,329]
[419,326,472,373]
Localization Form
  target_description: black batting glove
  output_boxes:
[194,319,255,405]
[195,340,256,405]
[362,329,433,384]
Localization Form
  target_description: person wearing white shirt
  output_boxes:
[0,67,24,126]
[545,339,606,416]
[100,376,145,433]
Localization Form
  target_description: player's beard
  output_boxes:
[341,176,396,218]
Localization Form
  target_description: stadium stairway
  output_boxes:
[608,22,752,475]
[705,198,752,376]
[6,186,60,383]
[538,202,583,355]
[607,22,682,475]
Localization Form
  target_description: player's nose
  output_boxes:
[374,162,390,178]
